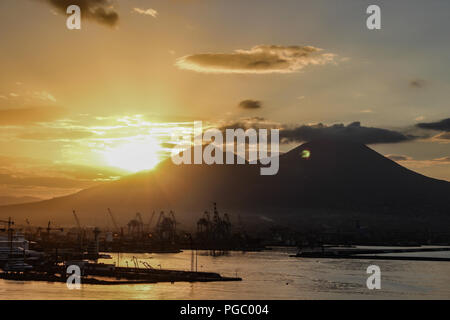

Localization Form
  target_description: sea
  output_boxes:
[1,247,449,300]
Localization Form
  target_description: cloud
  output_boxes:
[386,154,450,168]
[280,122,413,145]
[40,0,119,27]
[218,117,279,131]
[0,107,67,126]
[176,45,336,74]
[386,154,413,161]
[433,156,450,163]
[430,132,450,143]
[17,129,94,141]
[238,100,262,109]
[217,118,413,145]
[0,173,93,189]
[133,8,158,18]
[410,79,427,88]
[416,118,450,132]
[32,91,57,103]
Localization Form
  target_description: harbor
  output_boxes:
[1,204,450,288]
[0,207,245,285]
[1,248,449,300]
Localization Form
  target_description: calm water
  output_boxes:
[1,248,449,300]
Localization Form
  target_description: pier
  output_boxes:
[0,263,242,285]
[290,246,450,261]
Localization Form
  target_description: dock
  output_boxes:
[0,264,242,285]
[290,246,450,262]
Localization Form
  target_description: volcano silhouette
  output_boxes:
[1,139,449,230]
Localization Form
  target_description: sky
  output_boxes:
[0,0,449,201]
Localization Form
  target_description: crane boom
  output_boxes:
[108,208,119,232]
[72,210,81,230]
[148,211,156,228]
[136,212,144,225]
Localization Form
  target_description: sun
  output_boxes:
[103,137,162,172]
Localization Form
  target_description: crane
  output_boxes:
[147,211,156,232]
[108,208,119,233]
[136,212,144,226]
[169,210,177,233]
[46,221,64,235]
[72,210,81,231]
[0,217,14,231]
[72,210,84,249]
[0,217,14,253]
[156,211,165,230]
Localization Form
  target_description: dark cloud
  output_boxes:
[41,0,119,27]
[176,45,336,74]
[417,118,450,132]
[0,107,67,126]
[280,122,414,145]
[410,79,427,88]
[217,119,412,145]
[239,100,262,109]
[219,117,278,131]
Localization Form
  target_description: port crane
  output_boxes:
[46,221,64,236]
[169,211,177,233]
[0,217,14,232]
[136,212,144,232]
[107,208,119,233]
[147,211,156,233]
[72,210,84,248]
[72,210,82,231]
[0,218,14,252]
[155,211,177,242]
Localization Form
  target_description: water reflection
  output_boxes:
[1,248,449,299]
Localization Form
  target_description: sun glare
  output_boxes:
[103,137,162,172]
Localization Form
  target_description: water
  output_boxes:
[1,248,449,300]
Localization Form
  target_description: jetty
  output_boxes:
[0,262,242,285]
[290,246,450,262]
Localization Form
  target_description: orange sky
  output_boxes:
[0,0,449,202]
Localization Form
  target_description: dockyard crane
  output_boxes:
[0,217,14,252]
[72,210,82,231]
[45,221,64,236]
[155,211,165,231]
[0,217,14,231]
[147,211,156,232]
[72,210,84,248]
[169,211,177,233]
[136,212,144,227]
[107,208,119,233]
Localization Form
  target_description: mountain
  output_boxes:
[0,196,42,206]
[1,139,449,231]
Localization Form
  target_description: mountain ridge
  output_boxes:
[0,139,449,231]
